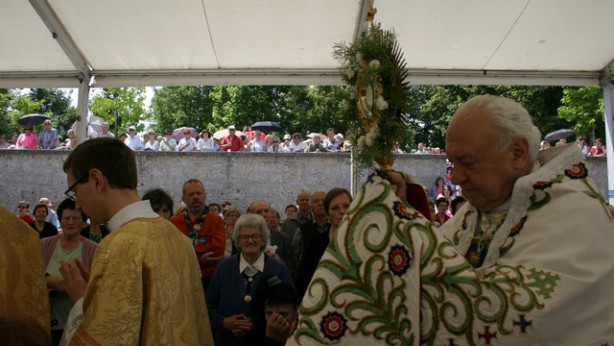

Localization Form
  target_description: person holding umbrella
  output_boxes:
[177,128,197,151]
[16,125,37,149]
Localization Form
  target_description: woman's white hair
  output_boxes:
[456,95,541,162]
[233,213,270,250]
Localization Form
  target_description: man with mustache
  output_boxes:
[171,179,226,293]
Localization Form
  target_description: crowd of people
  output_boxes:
[0,122,352,154]
[9,150,357,345]
[2,119,610,159]
[3,94,613,345]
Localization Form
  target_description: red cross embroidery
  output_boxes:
[478,326,497,345]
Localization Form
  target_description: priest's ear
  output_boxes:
[88,168,107,194]
[509,136,531,171]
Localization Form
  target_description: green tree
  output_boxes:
[151,85,352,139]
[558,86,605,143]
[226,86,291,132]
[90,87,147,135]
[300,86,350,135]
[150,86,215,134]
[0,89,18,138]
[11,93,45,133]
[407,85,568,150]
[28,88,76,137]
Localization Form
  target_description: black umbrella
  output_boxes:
[18,114,48,126]
[544,129,574,142]
[251,121,282,133]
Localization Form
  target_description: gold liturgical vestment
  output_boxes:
[0,204,50,334]
[71,217,213,345]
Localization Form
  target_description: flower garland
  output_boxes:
[333,21,411,170]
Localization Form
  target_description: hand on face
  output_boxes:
[265,305,297,343]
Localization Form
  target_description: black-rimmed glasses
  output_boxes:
[64,174,89,201]
[239,233,262,241]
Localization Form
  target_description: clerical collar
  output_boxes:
[239,252,265,274]
[107,200,159,232]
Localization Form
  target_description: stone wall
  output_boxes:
[0,149,607,216]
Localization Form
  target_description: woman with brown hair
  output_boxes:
[41,199,97,345]
[295,187,352,299]
[28,203,58,239]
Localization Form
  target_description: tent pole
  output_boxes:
[601,82,614,204]
[75,80,91,145]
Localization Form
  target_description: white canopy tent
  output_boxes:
[3,0,614,87]
[2,0,614,200]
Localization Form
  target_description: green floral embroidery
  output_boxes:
[295,176,561,344]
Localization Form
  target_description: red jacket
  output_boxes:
[170,212,225,278]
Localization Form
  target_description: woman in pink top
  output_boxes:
[16,125,38,149]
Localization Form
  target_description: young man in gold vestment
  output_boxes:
[58,137,213,345]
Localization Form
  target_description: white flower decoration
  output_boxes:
[376,96,388,111]
[369,60,380,69]
[364,128,379,147]
[357,53,365,65]
[357,135,366,149]
[365,135,374,147]
[345,68,355,79]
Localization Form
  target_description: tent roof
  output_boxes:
[2,0,614,88]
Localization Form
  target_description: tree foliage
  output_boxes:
[28,88,76,137]
[150,86,215,134]
[558,86,604,143]
[90,87,147,135]
[407,85,569,150]
[149,85,351,137]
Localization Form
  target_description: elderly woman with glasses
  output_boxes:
[177,128,197,152]
[40,198,97,345]
[16,125,37,149]
[206,213,295,346]
[269,135,284,153]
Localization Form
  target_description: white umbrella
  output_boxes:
[72,114,104,138]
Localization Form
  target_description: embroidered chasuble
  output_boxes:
[289,144,614,345]
[0,205,50,334]
[71,217,213,345]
